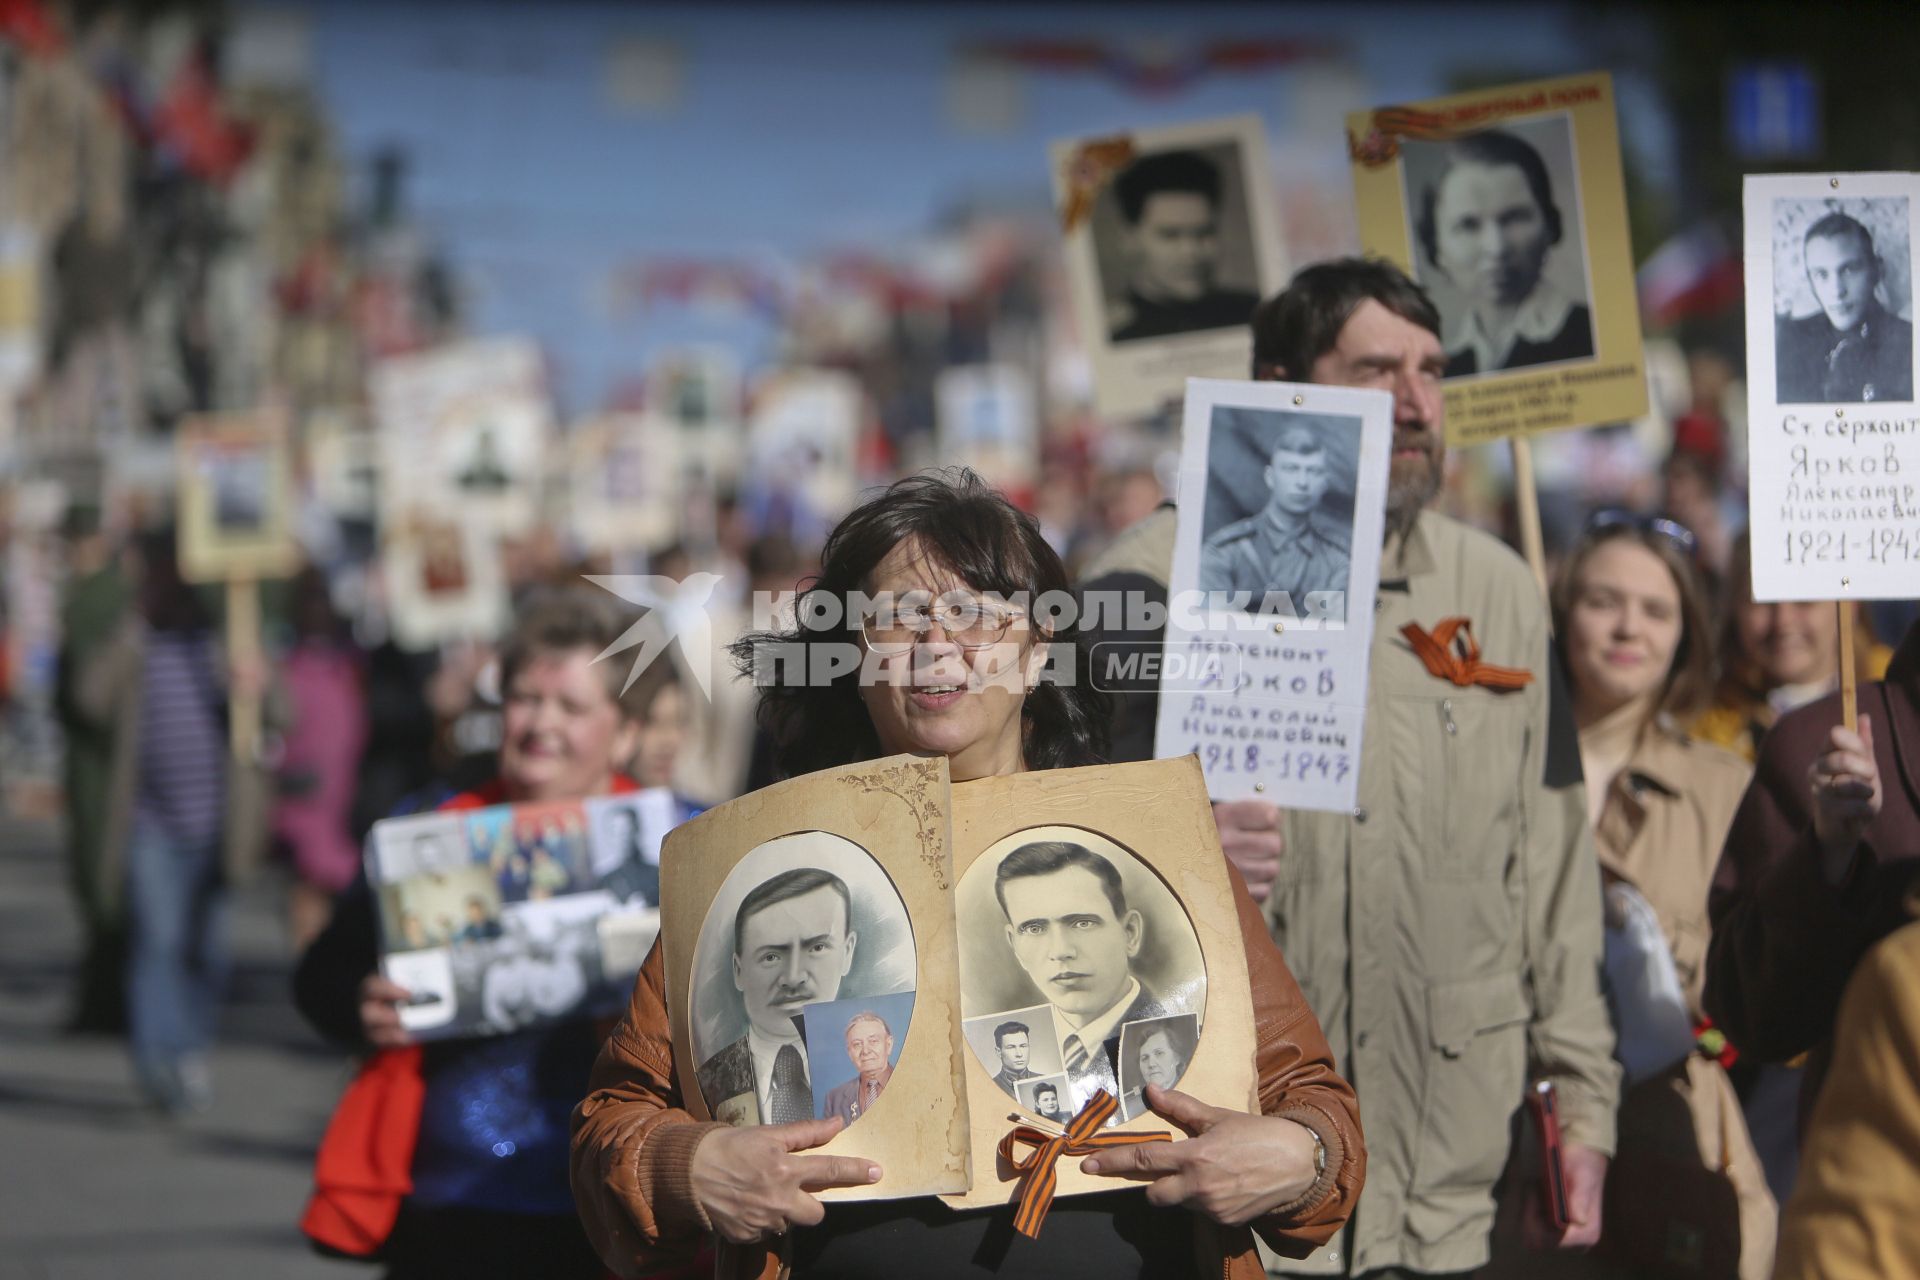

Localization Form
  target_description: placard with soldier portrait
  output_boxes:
[1052,114,1287,421]
[1154,377,1392,812]
[1346,71,1647,444]
[1742,172,1920,604]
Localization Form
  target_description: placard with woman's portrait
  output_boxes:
[1346,71,1647,445]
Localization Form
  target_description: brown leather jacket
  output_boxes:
[571,866,1365,1280]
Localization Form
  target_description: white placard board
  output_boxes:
[1153,378,1393,810]
[1743,172,1920,602]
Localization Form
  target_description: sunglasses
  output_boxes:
[1582,509,1698,558]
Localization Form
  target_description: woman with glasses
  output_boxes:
[1491,513,1773,1278]
[571,471,1364,1280]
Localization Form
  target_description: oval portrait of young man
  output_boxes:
[688,831,917,1127]
[954,826,1206,1118]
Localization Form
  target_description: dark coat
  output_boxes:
[1775,303,1914,404]
[1704,625,1920,1095]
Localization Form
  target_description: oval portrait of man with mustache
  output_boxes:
[689,831,916,1127]
[955,826,1206,1121]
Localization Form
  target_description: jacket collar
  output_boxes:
[1380,511,1437,593]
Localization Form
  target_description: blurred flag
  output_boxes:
[1637,222,1742,330]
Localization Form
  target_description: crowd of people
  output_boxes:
[11,167,1918,1280]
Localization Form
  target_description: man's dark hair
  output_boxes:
[993,1020,1030,1049]
[1114,150,1222,225]
[994,841,1128,922]
[732,469,1110,779]
[733,867,851,955]
[1250,257,1442,380]
[1803,212,1876,263]
[1414,129,1563,268]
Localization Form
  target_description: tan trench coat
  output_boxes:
[1263,511,1620,1276]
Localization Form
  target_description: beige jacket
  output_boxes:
[1485,723,1773,1280]
[1775,918,1920,1279]
[1262,510,1619,1275]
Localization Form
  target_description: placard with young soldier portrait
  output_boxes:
[1741,172,1920,605]
[1052,114,1286,421]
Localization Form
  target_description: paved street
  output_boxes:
[0,815,356,1279]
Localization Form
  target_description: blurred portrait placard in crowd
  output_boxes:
[305,410,380,523]
[1347,71,1647,445]
[659,755,968,1201]
[367,796,664,1040]
[371,337,554,534]
[746,368,864,537]
[934,364,1039,491]
[1152,378,1391,812]
[1051,114,1286,421]
[380,506,509,649]
[568,413,682,554]
[175,413,301,583]
[944,757,1256,1211]
[1742,172,1920,603]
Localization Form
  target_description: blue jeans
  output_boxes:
[125,815,229,1091]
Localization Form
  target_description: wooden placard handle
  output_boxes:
[1838,601,1858,733]
[1510,436,1548,602]
[226,576,261,760]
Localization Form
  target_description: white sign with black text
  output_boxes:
[1743,172,1920,602]
[1153,378,1392,811]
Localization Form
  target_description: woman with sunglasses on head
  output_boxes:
[571,471,1364,1280]
[1490,512,1773,1278]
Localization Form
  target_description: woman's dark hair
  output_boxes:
[732,469,1110,780]
[1250,257,1441,380]
[1415,129,1563,268]
[1551,523,1714,722]
[137,527,213,633]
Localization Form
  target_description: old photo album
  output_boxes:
[655,753,1258,1207]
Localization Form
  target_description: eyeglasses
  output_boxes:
[859,597,1026,654]
[1583,509,1698,558]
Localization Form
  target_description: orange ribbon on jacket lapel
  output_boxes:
[997,1089,1169,1238]
[1401,617,1533,691]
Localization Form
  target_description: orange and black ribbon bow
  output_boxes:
[1400,617,1533,692]
[997,1089,1169,1238]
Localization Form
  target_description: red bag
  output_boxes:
[300,1046,426,1257]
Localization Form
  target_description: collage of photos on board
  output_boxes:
[956,827,1208,1125]
[367,790,675,1040]
[686,831,918,1130]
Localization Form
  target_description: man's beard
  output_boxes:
[1385,441,1444,541]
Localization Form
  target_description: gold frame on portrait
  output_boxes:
[659,754,971,1202]
[1346,71,1648,446]
[941,755,1257,1211]
[174,411,301,584]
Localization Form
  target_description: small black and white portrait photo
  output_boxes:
[1117,1013,1200,1121]
[585,791,677,908]
[1090,143,1263,345]
[1199,408,1360,620]
[204,446,270,534]
[960,1004,1066,1101]
[956,826,1205,1117]
[688,831,916,1127]
[1017,1074,1071,1126]
[1400,115,1596,378]
[1771,196,1913,404]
